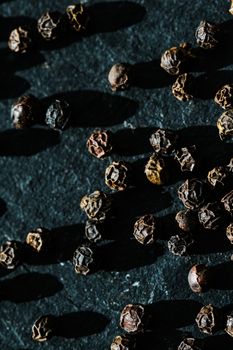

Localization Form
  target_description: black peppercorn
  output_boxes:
[8,26,31,53]
[26,227,51,253]
[160,43,192,75]
[178,338,204,350]
[175,209,198,232]
[226,223,233,244]
[215,84,233,110]
[120,304,145,333]
[225,312,233,337]
[144,154,169,185]
[11,95,40,129]
[0,241,22,269]
[80,190,111,222]
[174,146,196,172]
[149,129,178,155]
[133,214,156,245]
[217,109,233,140]
[227,157,233,173]
[105,161,131,191]
[32,315,56,342]
[172,73,194,101]
[188,264,209,293]
[108,63,133,91]
[73,244,94,275]
[111,334,136,350]
[37,11,65,41]
[230,1,233,15]
[195,304,222,335]
[45,99,71,130]
[86,130,113,159]
[167,232,194,256]
[221,190,233,215]
[178,179,209,211]
[85,220,102,243]
[207,166,231,189]
[198,202,224,230]
[66,4,89,33]
[195,21,220,49]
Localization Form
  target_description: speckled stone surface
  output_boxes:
[0,0,232,349]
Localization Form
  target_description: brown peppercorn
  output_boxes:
[215,84,233,110]
[80,190,111,222]
[133,214,156,245]
[221,190,233,215]
[172,73,194,101]
[174,146,196,172]
[87,130,113,159]
[8,26,31,53]
[226,223,233,244]
[145,154,169,185]
[195,304,222,335]
[66,4,89,32]
[195,21,220,49]
[11,95,40,129]
[37,11,64,41]
[120,304,145,333]
[217,109,233,140]
[73,244,94,275]
[105,161,130,191]
[178,179,209,211]
[175,210,197,232]
[111,334,136,350]
[188,264,209,293]
[160,43,192,75]
[32,315,56,342]
[178,338,204,350]
[85,220,102,243]
[225,313,233,337]
[0,241,22,269]
[167,232,194,256]
[149,129,178,155]
[198,202,223,230]
[108,63,133,91]
[207,166,231,189]
[230,1,233,15]
[26,227,51,253]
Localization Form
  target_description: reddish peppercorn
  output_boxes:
[188,264,209,293]
[120,304,145,333]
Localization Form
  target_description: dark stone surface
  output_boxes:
[0,0,232,349]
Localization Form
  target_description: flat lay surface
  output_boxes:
[0,0,232,349]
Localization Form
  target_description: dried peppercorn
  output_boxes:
[11,95,40,129]
[217,109,233,140]
[221,190,233,215]
[215,84,233,110]
[86,130,113,159]
[178,179,209,211]
[80,190,111,222]
[8,27,31,53]
[175,209,198,232]
[188,264,209,293]
[174,146,196,172]
[45,99,70,130]
[37,11,65,41]
[207,166,231,189]
[227,158,233,172]
[230,1,233,15]
[26,227,51,253]
[108,63,133,91]
[144,154,169,185]
[195,304,222,335]
[32,315,56,342]
[0,241,22,269]
[172,73,194,101]
[66,4,89,32]
[195,21,220,49]
[111,334,136,350]
[133,214,156,245]
[85,220,102,243]
[73,244,94,275]
[225,313,233,337]
[105,161,131,191]
[160,43,192,75]
[226,223,233,244]
[178,338,204,350]
[167,232,194,256]
[149,129,178,155]
[198,202,223,230]
[120,304,145,333]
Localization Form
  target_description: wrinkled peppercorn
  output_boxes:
[175,209,197,232]
[32,315,56,342]
[8,26,31,53]
[217,109,233,140]
[133,214,156,245]
[108,63,133,91]
[172,73,194,101]
[168,232,194,256]
[150,129,178,155]
[80,190,111,222]
[120,304,145,333]
[160,43,192,75]
[111,334,136,350]
[37,11,64,41]
[188,264,209,293]
[26,227,51,253]
[178,179,208,211]
[73,244,94,275]
[207,166,231,189]
[178,338,204,350]
[195,21,220,49]
[198,202,223,230]
[174,146,196,172]
[227,158,233,172]
[0,241,22,269]
[226,223,233,244]
[85,220,102,243]
[221,190,233,214]
[230,1,233,15]
[225,313,233,337]
[87,130,113,159]
[66,4,89,32]
[144,154,169,185]
[105,161,131,191]
[196,304,222,335]
[11,95,40,129]
[45,99,70,130]
[215,84,233,110]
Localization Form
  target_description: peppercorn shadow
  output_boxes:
[209,261,233,290]
[0,74,30,99]
[204,334,233,350]
[136,330,190,350]
[190,229,232,255]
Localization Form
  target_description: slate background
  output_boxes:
[0,0,233,349]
